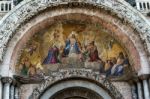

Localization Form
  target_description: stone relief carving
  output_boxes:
[0,0,150,62]
[30,69,123,99]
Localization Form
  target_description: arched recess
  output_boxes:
[40,79,113,99]
[30,76,123,99]
[0,0,150,76]
[50,87,104,99]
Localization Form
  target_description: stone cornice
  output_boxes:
[0,0,150,62]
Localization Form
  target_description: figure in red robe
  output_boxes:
[84,41,101,62]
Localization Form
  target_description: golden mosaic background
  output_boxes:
[16,22,125,72]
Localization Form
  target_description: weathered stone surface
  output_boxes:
[20,84,39,99]
[112,82,132,99]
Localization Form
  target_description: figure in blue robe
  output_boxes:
[112,64,124,76]
[43,46,59,64]
[63,40,80,56]
[63,33,81,57]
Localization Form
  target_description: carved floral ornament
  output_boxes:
[0,0,150,61]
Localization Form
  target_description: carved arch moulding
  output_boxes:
[30,69,123,99]
[0,0,150,64]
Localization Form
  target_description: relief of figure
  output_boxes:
[43,30,65,64]
[63,31,81,57]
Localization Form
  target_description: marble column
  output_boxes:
[144,2,148,10]
[136,2,140,10]
[14,86,19,99]
[0,75,2,99]
[141,2,144,10]
[149,78,150,91]
[11,0,14,9]
[137,81,143,99]
[10,82,15,99]
[143,79,150,99]
[131,84,138,99]
[3,3,6,12]
[2,77,13,99]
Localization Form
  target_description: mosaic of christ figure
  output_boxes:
[63,31,81,57]
[17,23,129,78]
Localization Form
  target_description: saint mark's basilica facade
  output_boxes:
[0,0,150,99]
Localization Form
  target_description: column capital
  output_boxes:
[128,79,137,85]
[133,78,142,83]
[139,74,150,80]
[127,75,139,84]
[15,81,21,88]
[12,79,17,86]
[11,79,21,87]
[1,77,13,84]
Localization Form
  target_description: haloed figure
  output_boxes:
[84,41,101,62]
[63,31,81,57]
[43,30,64,64]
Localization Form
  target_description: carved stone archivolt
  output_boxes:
[30,69,123,99]
[0,0,150,62]
[50,87,103,99]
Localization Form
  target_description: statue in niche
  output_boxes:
[43,30,65,64]
[63,31,81,58]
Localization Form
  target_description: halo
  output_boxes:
[69,31,78,38]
